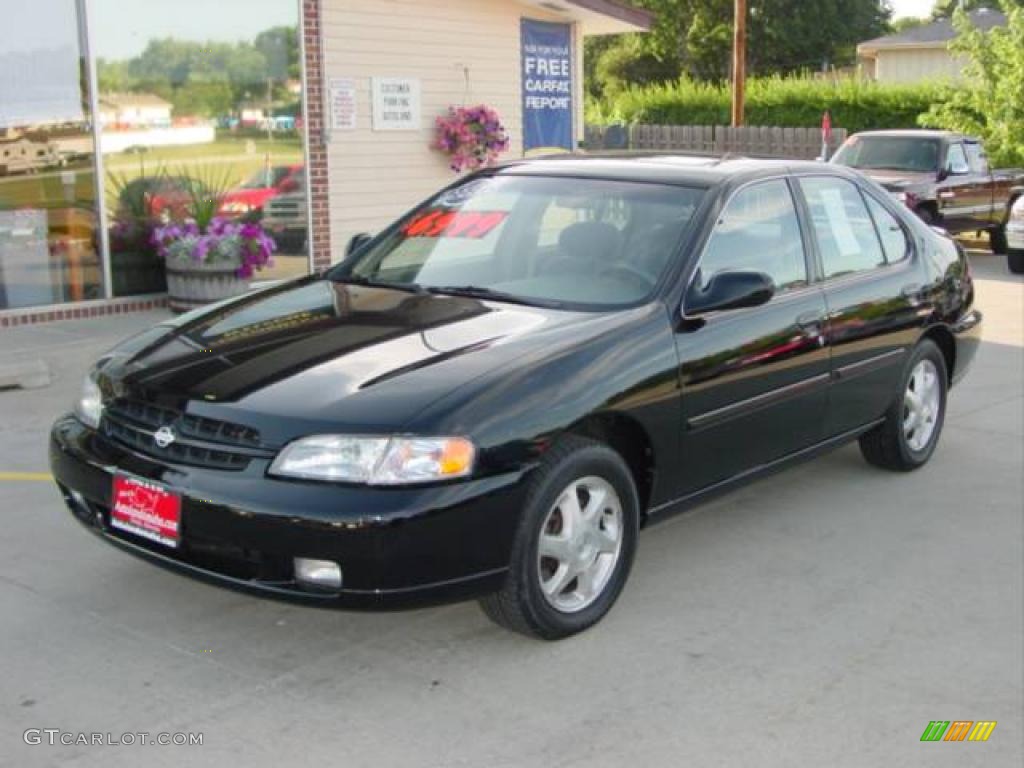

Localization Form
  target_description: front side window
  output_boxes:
[946,144,970,175]
[340,176,705,308]
[964,142,988,174]
[799,177,887,279]
[695,179,808,294]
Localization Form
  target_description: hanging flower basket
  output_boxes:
[433,105,510,173]
[153,218,275,313]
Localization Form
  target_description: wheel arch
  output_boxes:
[566,412,655,520]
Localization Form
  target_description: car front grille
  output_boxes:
[101,400,271,471]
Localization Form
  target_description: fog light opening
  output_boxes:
[293,558,343,590]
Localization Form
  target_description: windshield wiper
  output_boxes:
[332,275,426,294]
[425,285,557,308]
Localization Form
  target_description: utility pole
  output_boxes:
[731,0,747,127]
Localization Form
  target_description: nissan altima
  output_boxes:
[50,156,982,639]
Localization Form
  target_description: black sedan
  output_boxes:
[51,156,982,639]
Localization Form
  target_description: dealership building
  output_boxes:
[0,0,649,326]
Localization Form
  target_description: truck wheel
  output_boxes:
[1009,250,1024,275]
[989,225,1008,255]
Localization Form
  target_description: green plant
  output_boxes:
[919,1,1024,167]
[586,75,958,134]
[175,164,237,230]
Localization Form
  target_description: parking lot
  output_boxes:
[1,252,1020,768]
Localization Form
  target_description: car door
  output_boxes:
[965,140,1011,226]
[939,141,992,231]
[674,178,831,496]
[795,175,920,437]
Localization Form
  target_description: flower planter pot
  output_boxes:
[111,249,167,297]
[166,260,250,313]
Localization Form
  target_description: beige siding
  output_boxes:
[321,0,581,260]
[875,48,965,83]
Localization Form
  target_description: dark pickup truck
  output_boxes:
[832,130,1024,253]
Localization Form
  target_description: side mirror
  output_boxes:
[936,168,949,182]
[346,232,373,258]
[684,270,775,316]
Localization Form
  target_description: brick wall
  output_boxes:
[0,298,168,328]
[303,0,333,270]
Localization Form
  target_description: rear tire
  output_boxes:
[859,340,948,472]
[1009,250,1024,275]
[479,436,639,640]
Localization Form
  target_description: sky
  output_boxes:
[889,0,938,18]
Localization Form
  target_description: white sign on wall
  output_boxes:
[329,78,357,131]
[371,77,421,131]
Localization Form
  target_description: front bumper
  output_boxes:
[50,416,526,609]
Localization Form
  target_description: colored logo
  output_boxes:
[920,721,996,742]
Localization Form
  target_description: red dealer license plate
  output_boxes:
[110,475,181,549]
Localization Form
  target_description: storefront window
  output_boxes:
[0,0,102,309]
[92,0,309,295]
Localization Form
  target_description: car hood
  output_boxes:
[855,169,935,191]
[97,277,600,445]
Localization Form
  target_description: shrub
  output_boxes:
[586,75,960,134]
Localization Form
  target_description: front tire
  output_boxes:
[480,436,639,640]
[1009,250,1024,275]
[859,340,948,471]
[989,225,1008,255]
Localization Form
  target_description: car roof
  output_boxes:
[847,129,972,141]
[491,153,860,188]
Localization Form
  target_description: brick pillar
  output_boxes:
[303,0,332,270]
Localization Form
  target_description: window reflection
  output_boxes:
[0,0,101,309]
[93,0,309,296]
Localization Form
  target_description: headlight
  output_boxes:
[74,374,103,429]
[222,202,252,214]
[269,435,476,484]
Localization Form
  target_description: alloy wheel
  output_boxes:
[537,476,623,613]
[903,359,941,452]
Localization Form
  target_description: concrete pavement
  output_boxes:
[0,254,1020,768]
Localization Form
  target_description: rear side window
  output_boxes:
[864,195,910,263]
[798,177,886,279]
[697,179,808,293]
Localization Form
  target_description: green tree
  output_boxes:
[586,0,890,94]
[920,1,1024,165]
[932,0,1023,18]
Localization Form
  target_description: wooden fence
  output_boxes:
[584,124,848,160]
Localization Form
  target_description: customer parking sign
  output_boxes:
[521,19,573,155]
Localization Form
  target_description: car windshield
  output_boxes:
[832,136,940,173]
[333,175,706,309]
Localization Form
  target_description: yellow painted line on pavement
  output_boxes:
[0,472,53,482]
